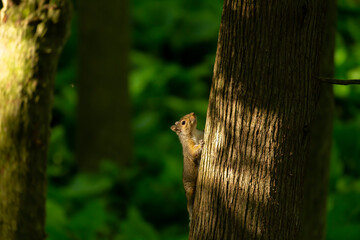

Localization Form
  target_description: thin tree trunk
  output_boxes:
[190,1,330,239]
[77,0,132,171]
[301,1,336,239]
[0,1,71,239]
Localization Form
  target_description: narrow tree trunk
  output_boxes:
[0,1,71,239]
[301,1,336,239]
[77,0,132,171]
[190,1,330,239]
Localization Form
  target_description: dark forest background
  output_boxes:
[46,0,360,239]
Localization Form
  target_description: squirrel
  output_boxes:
[171,112,204,220]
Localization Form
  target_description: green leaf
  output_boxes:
[116,207,160,240]
[68,200,109,240]
[46,200,70,240]
[61,173,114,198]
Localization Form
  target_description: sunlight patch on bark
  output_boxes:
[214,126,224,149]
[0,23,36,150]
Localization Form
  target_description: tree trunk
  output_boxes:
[300,1,336,240]
[190,1,331,239]
[0,1,71,239]
[77,0,132,171]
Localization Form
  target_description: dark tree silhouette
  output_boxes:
[77,0,132,170]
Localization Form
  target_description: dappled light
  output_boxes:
[190,0,356,239]
[0,1,72,239]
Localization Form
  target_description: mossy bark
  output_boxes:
[77,0,132,171]
[0,1,71,239]
[190,0,331,239]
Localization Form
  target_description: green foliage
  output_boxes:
[117,207,160,240]
[46,0,360,239]
[327,1,360,239]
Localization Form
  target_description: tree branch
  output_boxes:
[319,77,360,85]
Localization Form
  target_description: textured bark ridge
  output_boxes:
[190,1,330,240]
[0,1,71,239]
[301,1,336,239]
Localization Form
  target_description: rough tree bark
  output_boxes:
[301,1,336,239]
[0,0,71,239]
[190,1,332,240]
[77,0,132,171]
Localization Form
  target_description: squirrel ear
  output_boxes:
[170,125,177,132]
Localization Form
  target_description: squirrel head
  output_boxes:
[171,112,197,137]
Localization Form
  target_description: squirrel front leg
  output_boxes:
[189,139,205,161]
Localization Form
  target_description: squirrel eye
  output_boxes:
[181,120,186,125]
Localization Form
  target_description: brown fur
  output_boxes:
[171,112,204,220]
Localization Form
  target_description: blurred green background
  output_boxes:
[46,0,360,239]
